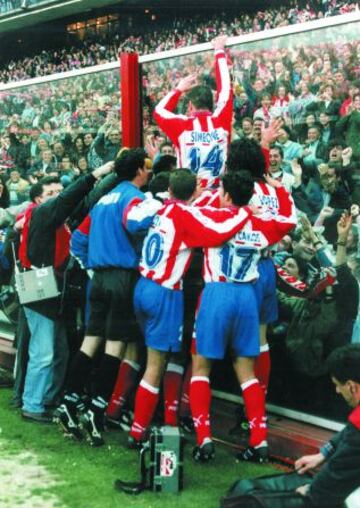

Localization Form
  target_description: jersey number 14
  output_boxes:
[188,145,224,177]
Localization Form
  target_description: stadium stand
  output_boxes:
[0,0,358,83]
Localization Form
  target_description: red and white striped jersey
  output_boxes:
[203,186,297,283]
[193,180,287,215]
[153,49,232,189]
[127,199,251,290]
[251,180,283,216]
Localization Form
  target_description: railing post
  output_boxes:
[120,52,141,148]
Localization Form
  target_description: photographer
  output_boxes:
[19,161,114,423]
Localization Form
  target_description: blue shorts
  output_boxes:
[195,282,260,360]
[253,258,278,325]
[134,277,183,353]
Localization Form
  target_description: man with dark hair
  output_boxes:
[19,163,114,423]
[294,344,360,507]
[55,148,151,445]
[225,129,291,458]
[152,154,177,175]
[11,176,64,410]
[28,176,62,203]
[190,172,296,462]
[147,171,171,196]
[159,141,174,156]
[240,117,254,138]
[319,112,336,144]
[226,137,266,180]
[52,142,66,166]
[302,125,328,172]
[327,140,355,198]
[124,169,254,447]
[153,35,232,188]
[186,85,214,112]
[268,146,302,192]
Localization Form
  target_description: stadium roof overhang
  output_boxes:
[0,0,124,36]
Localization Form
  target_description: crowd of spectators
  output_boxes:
[0,0,358,84]
[0,2,358,420]
[0,69,121,202]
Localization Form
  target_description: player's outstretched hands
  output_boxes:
[295,453,325,475]
[176,74,198,93]
[211,35,227,50]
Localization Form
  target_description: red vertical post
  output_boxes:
[120,52,141,148]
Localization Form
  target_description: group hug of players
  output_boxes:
[53,35,297,463]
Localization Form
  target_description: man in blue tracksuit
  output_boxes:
[54,148,152,445]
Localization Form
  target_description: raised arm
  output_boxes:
[153,75,197,143]
[123,196,163,234]
[37,162,114,229]
[212,36,233,127]
[180,204,252,248]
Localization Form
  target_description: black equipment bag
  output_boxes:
[220,472,313,508]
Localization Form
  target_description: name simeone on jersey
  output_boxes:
[189,130,221,144]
